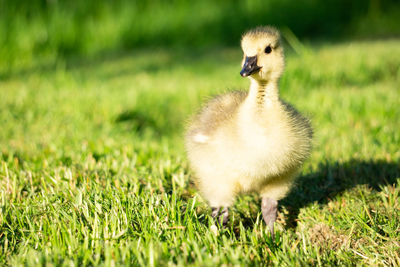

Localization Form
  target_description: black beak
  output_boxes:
[240,56,261,77]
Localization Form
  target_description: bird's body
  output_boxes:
[185,26,312,235]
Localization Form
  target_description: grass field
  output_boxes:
[2,0,400,75]
[1,39,400,266]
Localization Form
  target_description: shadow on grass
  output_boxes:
[115,109,160,135]
[0,47,235,81]
[0,50,173,81]
[280,159,400,228]
[114,97,185,137]
[228,159,400,232]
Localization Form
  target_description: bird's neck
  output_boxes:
[247,78,279,109]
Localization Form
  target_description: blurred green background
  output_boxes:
[1,0,400,73]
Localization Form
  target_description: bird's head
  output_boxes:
[240,26,284,83]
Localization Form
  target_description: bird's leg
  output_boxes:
[220,207,229,225]
[211,207,229,226]
[261,197,278,238]
[211,207,220,218]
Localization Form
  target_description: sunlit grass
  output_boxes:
[0,39,399,265]
[2,0,400,75]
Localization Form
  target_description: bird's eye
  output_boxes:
[265,45,272,54]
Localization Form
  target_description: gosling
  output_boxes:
[185,26,312,237]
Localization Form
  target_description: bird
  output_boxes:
[185,26,312,237]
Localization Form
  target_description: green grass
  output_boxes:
[2,0,400,75]
[1,39,400,266]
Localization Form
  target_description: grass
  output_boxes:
[2,0,400,74]
[0,39,400,266]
